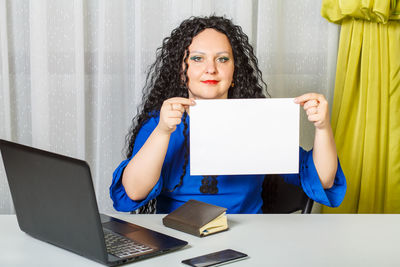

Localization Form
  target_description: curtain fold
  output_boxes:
[0,0,11,140]
[321,0,400,213]
[30,0,51,150]
[74,0,86,160]
[322,0,400,23]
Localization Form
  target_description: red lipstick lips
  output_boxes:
[201,80,219,85]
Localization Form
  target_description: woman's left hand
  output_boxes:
[294,93,330,130]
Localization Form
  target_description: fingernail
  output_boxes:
[294,98,299,103]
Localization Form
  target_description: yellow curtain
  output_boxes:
[321,0,400,213]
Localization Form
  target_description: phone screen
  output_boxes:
[181,249,248,267]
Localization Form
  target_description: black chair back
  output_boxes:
[262,174,314,214]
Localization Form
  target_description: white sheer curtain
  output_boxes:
[0,0,339,214]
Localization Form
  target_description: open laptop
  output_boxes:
[0,139,188,266]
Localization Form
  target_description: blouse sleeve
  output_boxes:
[280,147,347,208]
[109,117,164,212]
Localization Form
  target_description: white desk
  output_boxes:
[1,214,400,266]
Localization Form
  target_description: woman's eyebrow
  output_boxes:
[216,51,230,55]
[189,51,231,55]
[189,51,205,55]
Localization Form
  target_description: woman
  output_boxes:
[110,16,346,214]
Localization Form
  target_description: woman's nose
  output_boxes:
[205,60,217,74]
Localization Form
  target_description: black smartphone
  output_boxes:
[181,249,248,267]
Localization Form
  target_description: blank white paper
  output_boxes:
[189,98,299,175]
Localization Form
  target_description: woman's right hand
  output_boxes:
[157,97,196,134]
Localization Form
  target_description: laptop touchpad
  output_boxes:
[103,221,140,235]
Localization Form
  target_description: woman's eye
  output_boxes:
[190,56,202,62]
[217,57,230,63]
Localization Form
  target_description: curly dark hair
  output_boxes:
[124,15,268,195]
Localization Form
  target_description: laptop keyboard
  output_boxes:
[104,231,153,258]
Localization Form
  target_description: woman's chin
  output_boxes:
[191,93,228,100]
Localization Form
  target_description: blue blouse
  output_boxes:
[110,115,346,214]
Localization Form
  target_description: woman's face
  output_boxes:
[185,28,234,99]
